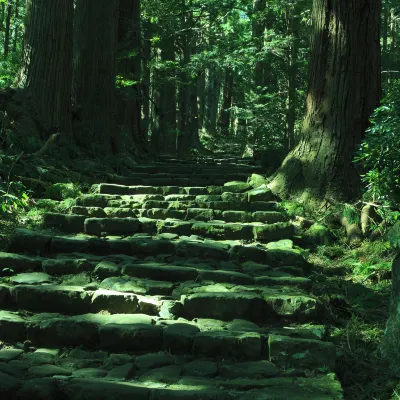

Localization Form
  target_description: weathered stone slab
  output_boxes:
[85,218,141,236]
[72,206,107,218]
[43,213,85,233]
[123,263,198,283]
[0,311,26,341]
[12,285,91,314]
[99,323,163,352]
[193,331,261,359]
[91,290,139,314]
[163,323,200,353]
[192,223,253,240]
[268,335,336,370]
[8,229,52,255]
[27,314,105,347]
[10,272,53,285]
[42,258,92,275]
[0,252,42,273]
[181,292,268,322]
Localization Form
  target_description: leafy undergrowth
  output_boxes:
[311,239,397,399]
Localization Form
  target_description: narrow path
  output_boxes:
[0,155,343,399]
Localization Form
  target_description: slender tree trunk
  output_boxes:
[204,68,221,133]
[18,0,73,138]
[270,0,382,206]
[0,3,5,31]
[176,7,192,157]
[73,0,118,154]
[252,0,266,91]
[142,20,152,143]
[197,71,206,131]
[12,0,19,53]
[218,69,234,136]
[3,2,12,58]
[151,63,162,154]
[236,88,247,141]
[176,42,191,157]
[390,9,396,53]
[117,0,144,152]
[285,4,300,153]
[382,2,389,54]
[160,34,177,154]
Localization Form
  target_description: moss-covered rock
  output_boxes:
[45,183,81,201]
[304,223,332,245]
[248,173,270,188]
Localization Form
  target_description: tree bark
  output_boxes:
[142,20,152,143]
[117,0,144,153]
[73,0,118,154]
[269,0,382,206]
[3,2,12,58]
[204,67,221,133]
[252,0,266,91]
[218,69,234,136]
[285,3,300,153]
[176,8,192,157]
[160,33,177,154]
[12,0,20,53]
[19,0,73,138]
[197,71,206,131]
[382,2,389,54]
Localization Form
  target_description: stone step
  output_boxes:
[7,230,311,272]
[178,290,320,323]
[1,284,162,316]
[0,346,342,399]
[42,213,295,243]
[0,252,312,292]
[0,311,335,370]
[98,184,223,196]
[72,206,288,225]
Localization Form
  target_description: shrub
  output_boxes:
[355,80,400,206]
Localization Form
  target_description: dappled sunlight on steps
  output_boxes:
[0,155,343,399]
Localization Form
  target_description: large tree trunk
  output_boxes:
[269,0,381,206]
[116,0,145,153]
[73,0,118,154]
[19,0,73,138]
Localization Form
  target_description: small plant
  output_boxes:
[0,180,29,215]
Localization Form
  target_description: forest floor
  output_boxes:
[0,153,398,399]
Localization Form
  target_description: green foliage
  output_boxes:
[343,204,360,225]
[355,79,400,206]
[281,200,305,217]
[0,180,29,215]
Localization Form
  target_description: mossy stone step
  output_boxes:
[98,184,224,196]
[268,334,336,371]
[73,207,288,225]
[8,230,310,270]
[178,287,318,323]
[122,263,198,283]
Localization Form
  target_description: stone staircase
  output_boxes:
[0,156,343,399]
